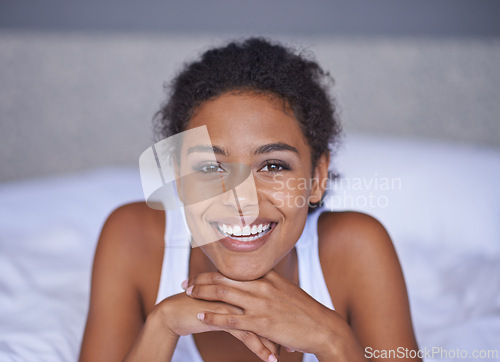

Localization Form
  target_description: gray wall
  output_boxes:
[2,0,500,37]
[1,33,499,182]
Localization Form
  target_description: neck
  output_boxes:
[273,247,299,285]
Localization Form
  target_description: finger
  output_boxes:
[259,336,280,357]
[182,271,232,289]
[207,300,244,315]
[227,330,278,362]
[198,311,254,332]
[188,284,257,308]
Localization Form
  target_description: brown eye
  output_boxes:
[202,165,221,173]
[262,163,282,172]
[259,160,291,173]
[194,162,225,174]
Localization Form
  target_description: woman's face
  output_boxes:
[177,92,327,281]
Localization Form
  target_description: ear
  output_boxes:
[309,153,330,204]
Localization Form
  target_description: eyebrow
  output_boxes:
[186,142,298,156]
[187,144,227,155]
[254,142,299,155]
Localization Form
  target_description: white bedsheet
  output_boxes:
[0,168,144,361]
[0,135,499,361]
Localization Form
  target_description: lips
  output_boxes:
[209,219,277,252]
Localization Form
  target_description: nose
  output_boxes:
[220,172,259,224]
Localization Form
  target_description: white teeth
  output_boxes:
[217,222,272,238]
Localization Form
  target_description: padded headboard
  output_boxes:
[1,32,499,182]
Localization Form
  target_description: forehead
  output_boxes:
[185,93,310,155]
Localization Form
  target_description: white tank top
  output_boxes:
[155,207,335,362]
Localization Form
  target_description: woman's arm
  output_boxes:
[79,203,165,361]
[319,212,421,361]
[123,299,181,361]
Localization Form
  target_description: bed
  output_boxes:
[1,133,499,361]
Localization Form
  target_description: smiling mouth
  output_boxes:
[213,222,275,242]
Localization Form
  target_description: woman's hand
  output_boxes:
[184,270,366,360]
[154,292,280,362]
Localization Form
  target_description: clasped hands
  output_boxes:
[170,269,342,361]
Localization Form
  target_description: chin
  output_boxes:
[216,262,270,281]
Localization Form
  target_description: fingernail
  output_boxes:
[181,279,188,289]
[186,285,193,296]
[267,354,278,362]
[197,312,205,321]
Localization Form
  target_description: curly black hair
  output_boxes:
[154,37,341,210]
[154,37,341,166]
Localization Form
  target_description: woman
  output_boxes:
[80,38,420,361]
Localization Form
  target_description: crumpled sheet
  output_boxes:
[0,168,143,361]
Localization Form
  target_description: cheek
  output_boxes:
[184,201,219,247]
[261,174,313,209]
[184,197,211,217]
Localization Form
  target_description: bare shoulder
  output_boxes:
[317,211,394,262]
[80,202,166,361]
[96,201,165,306]
[317,211,404,317]
[317,211,418,354]
[102,201,165,237]
[100,201,165,254]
